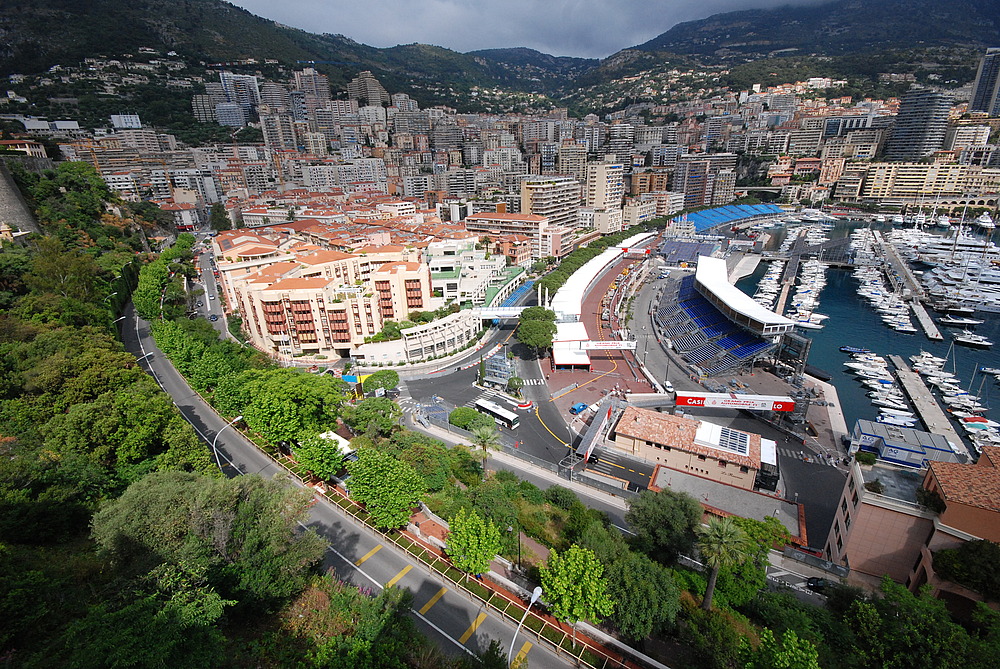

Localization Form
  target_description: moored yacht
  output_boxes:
[954,330,994,348]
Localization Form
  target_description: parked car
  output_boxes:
[569,402,589,415]
[806,577,832,594]
[209,314,219,322]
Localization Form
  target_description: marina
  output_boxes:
[886,355,968,457]
[736,217,1000,457]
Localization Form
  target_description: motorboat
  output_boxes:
[977,212,995,230]
[911,352,947,365]
[873,398,910,411]
[954,330,994,348]
[938,315,984,326]
[878,415,917,427]
[879,407,915,418]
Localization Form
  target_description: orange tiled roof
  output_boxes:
[373,261,422,274]
[298,249,357,265]
[265,276,332,291]
[929,446,1000,514]
[615,406,760,469]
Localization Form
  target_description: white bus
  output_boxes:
[474,399,520,430]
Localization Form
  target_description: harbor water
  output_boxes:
[737,220,1000,435]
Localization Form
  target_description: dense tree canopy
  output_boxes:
[345,448,425,529]
[92,470,326,610]
[540,544,615,644]
[625,488,702,563]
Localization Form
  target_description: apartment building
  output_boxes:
[222,241,434,359]
[463,211,578,260]
[520,175,581,229]
[585,160,625,210]
[826,448,1000,613]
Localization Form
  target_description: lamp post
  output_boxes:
[211,415,242,472]
[509,586,542,668]
[507,520,521,570]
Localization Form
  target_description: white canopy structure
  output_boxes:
[694,256,795,336]
[550,232,656,322]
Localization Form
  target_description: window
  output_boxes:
[841,498,849,514]
[836,536,843,550]
[844,514,851,530]
[848,476,855,491]
[851,490,859,507]
[697,454,707,461]
[718,461,727,468]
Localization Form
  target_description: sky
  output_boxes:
[228,0,825,59]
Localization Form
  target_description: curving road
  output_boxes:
[119,304,573,668]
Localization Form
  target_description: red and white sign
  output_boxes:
[675,393,795,412]
[618,247,651,256]
[579,340,637,351]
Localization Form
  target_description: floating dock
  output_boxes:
[887,355,969,459]
[910,302,944,341]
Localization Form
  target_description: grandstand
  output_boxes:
[669,204,784,233]
[654,260,792,377]
[658,240,721,266]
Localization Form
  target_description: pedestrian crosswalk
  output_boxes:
[777,446,843,468]
[521,378,546,386]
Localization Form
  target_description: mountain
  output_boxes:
[634,0,1000,59]
[0,0,596,99]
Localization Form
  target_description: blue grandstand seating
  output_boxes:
[669,204,784,233]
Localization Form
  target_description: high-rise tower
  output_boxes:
[970,48,1000,116]
[884,88,952,162]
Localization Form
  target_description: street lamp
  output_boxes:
[509,586,543,668]
[103,292,118,302]
[507,520,522,570]
[211,415,242,472]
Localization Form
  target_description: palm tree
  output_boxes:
[470,424,501,470]
[696,516,752,611]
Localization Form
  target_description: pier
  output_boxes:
[887,355,968,458]
[910,302,944,341]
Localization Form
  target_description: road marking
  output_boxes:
[419,586,448,614]
[355,544,382,566]
[386,565,412,587]
[514,641,532,665]
[459,612,488,644]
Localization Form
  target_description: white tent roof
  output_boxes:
[695,256,794,327]
[550,232,656,321]
[555,321,589,342]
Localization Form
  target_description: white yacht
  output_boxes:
[954,330,994,349]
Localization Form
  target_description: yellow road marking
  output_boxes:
[355,544,382,566]
[419,587,448,614]
[386,565,412,587]
[534,406,568,446]
[514,641,532,665]
[459,612,488,644]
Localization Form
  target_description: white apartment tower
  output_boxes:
[585,160,625,210]
[520,175,581,229]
